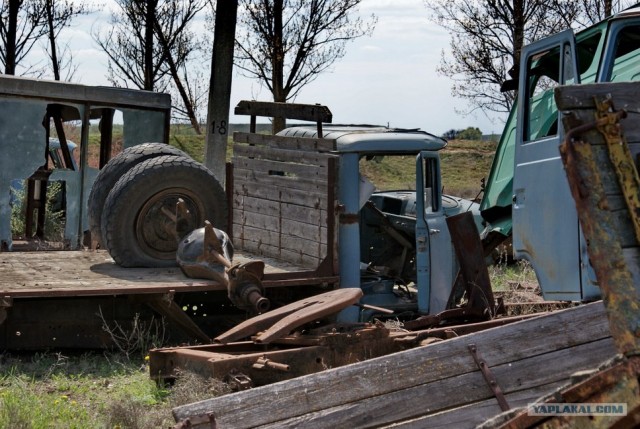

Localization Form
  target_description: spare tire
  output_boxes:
[87,143,189,248]
[101,155,227,268]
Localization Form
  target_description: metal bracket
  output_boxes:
[225,370,253,391]
[468,343,510,411]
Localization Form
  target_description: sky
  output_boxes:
[40,0,508,136]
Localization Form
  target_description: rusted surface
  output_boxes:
[150,322,402,387]
[447,211,495,311]
[150,306,540,388]
[469,343,510,412]
[403,306,491,330]
[559,94,640,356]
[495,356,640,429]
[214,288,363,344]
[395,313,547,344]
[594,97,640,244]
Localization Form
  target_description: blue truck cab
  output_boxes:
[480,6,640,301]
[278,125,481,320]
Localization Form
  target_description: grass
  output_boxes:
[0,352,231,429]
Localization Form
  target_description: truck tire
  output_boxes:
[88,143,189,248]
[101,155,227,268]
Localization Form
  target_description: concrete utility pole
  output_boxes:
[204,0,238,184]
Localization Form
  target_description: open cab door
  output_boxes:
[512,30,585,300]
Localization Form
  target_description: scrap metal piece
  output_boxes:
[224,371,253,391]
[559,99,640,357]
[594,96,640,244]
[227,260,270,313]
[447,211,495,312]
[177,221,233,286]
[214,288,363,344]
[252,356,290,371]
[177,221,270,313]
[469,343,510,412]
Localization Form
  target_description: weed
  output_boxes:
[99,310,168,361]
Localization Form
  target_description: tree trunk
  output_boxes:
[45,0,60,80]
[144,0,157,90]
[271,0,286,134]
[5,0,20,75]
[604,0,612,17]
[512,0,524,92]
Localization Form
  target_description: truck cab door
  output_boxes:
[512,30,582,300]
[415,152,453,314]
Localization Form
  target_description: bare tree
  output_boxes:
[577,0,635,26]
[94,0,166,91]
[0,0,85,77]
[235,0,377,133]
[44,0,87,81]
[94,0,207,132]
[1,0,48,74]
[425,0,581,115]
[153,0,207,133]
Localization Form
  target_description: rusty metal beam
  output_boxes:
[559,101,640,356]
[214,288,362,344]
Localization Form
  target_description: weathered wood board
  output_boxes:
[0,249,311,298]
[173,301,616,429]
[232,135,338,268]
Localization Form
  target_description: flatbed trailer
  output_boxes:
[0,101,341,350]
[0,249,338,349]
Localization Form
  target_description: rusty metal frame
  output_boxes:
[594,96,640,244]
[560,97,640,356]
[469,343,511,412]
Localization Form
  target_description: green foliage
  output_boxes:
[0,353,173,428]
[10,181,65,242]
[456,126,483,140]
[0,352,228,429]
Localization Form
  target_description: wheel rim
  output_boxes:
[135,188,205,261]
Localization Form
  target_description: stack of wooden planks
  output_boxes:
[172,301,616,428]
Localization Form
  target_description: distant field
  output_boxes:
[80,125,496,200]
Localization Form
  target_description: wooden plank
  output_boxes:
[233,131,336,152]
[554,82,640,114]
[232,239,325,265]
[234,100,332,123]
[233,223,328,248]
[234,179,329,206]
[255,338,615,429]
[233,157,329,180]
[234,210,324,238]
[233,168,328,193]
[0,250,308,297]
[384,380,568,429]
[172,302,614,428]
[233,143,335,166]
[233,195,326,225]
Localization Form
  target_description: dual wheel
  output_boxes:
[88,143,227,268]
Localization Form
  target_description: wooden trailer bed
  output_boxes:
[0,249,332,299]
